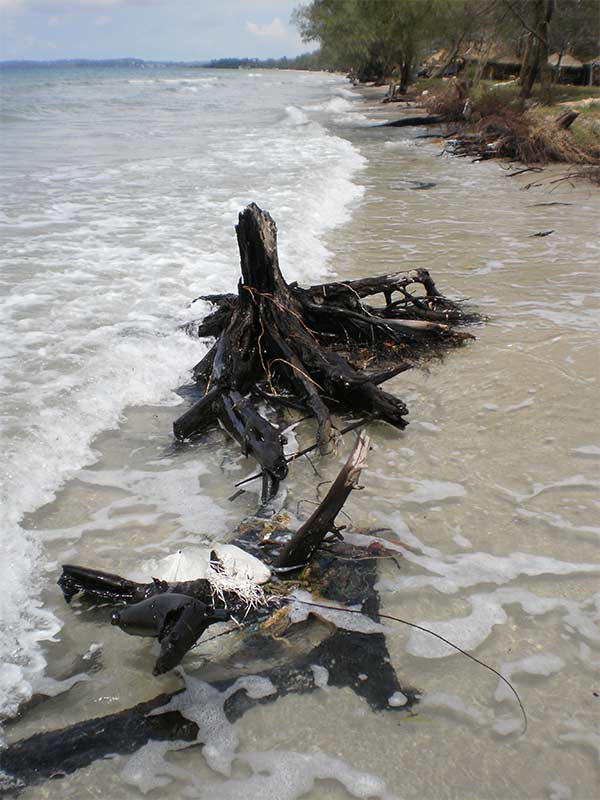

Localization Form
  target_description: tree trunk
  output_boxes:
[519,0,555,99]
[520,31,538,98]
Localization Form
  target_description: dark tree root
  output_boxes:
[174,204,477,501]
[5,487,417,791]
[0,619,416,792]
[52,434,377,681]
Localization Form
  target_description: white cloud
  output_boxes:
[94,13,110,25]
[245,16,286,38]
[1,0,155,13]
[0,0,26,12]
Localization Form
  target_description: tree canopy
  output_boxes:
[292,0,600,93]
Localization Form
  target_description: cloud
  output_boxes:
[1,0,155,13]
[245,16,285,38]
[0,0,26,11]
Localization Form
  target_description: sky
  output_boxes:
[0,0,312,61]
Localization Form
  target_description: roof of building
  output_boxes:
[548,52,584,68]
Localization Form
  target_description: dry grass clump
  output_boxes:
[477,110,600,164]
[422,80,468,120]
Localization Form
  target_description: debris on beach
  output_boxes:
[175,203,477,504]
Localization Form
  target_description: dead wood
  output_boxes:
[555,109,579,130]
[174,203,476,502]
[381,114,445,127]
[275,431,370,570]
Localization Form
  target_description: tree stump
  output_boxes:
[175,204,476,502]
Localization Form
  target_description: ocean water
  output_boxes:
[1,67,600,800]
[0,65,366,719]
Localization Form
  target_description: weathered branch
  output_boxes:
[275,431,370,569]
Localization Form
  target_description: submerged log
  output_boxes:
[4,550,415,789]
[381,114,445,127]
[174,204,476,502]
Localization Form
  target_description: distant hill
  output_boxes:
[0,54,324,71]
[0,58,209,69]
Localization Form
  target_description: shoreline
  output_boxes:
[3,69,600,799]
[349,79,599,187]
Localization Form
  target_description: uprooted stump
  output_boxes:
[175,203,477,503]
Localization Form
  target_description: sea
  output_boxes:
[0,64,599,799]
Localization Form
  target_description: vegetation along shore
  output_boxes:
[293,0,600,176]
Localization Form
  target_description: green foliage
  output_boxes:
[205,52,326,71]
[293,0,449,85]
[290,0,599,89]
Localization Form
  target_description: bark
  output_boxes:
[518,0,555,99]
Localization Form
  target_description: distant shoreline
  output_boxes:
[0,56,327,72]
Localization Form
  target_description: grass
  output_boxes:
[414,77,600,104]
[416,76,600,165]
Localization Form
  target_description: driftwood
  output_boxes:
[55,434,374,675]
[2,434,418,790]
[381,114,444,128]
[555,109,579,130]
[174,204,475,504]
[444,109,590,165]
[3,552,414,789]
[0,208,484,793]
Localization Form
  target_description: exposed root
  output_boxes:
[175,204,478,499]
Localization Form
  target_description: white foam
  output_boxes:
[421,692,488,725]
[406,589,600,658]
[197,749,393,800]
[284,105,311,126]
[406,594,507,658]
[573,444,600,458]
[547,781,573,800]
[378,550,600,595]
[558,719,600,760]
[304,95,376,126]
[154,673,276,776]
[398,479,466,505]
[121,739,191,794]
[493,716,522,736]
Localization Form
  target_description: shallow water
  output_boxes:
[2,71,600,799]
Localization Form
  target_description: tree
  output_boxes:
[501,0,555,97]
[292,0,447,90]
[550,0,600,63]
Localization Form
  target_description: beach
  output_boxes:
[1,66,600,799]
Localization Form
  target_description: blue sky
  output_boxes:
[0,1,312,61]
